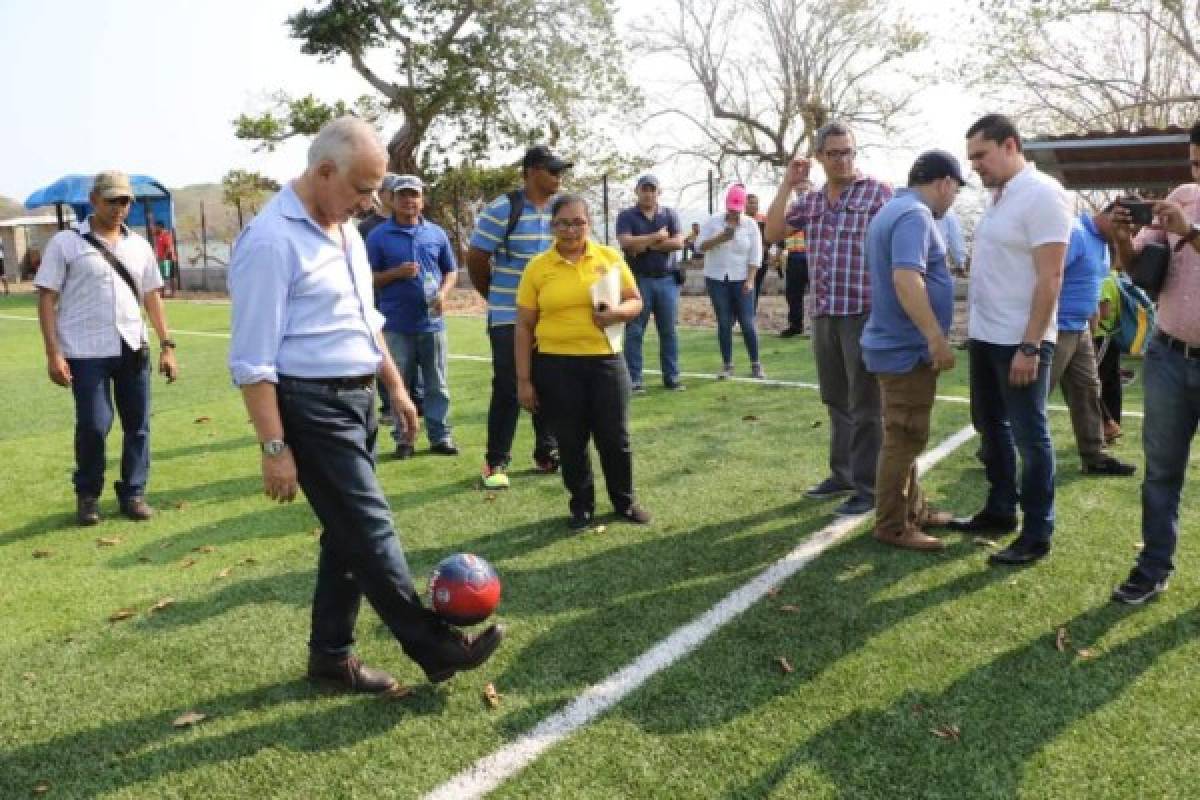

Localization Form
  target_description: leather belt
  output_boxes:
[279,374,374,390]
[1156,330,1200,359]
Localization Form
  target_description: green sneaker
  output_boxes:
[481,462,510,490]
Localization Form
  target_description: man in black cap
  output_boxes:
[466,145,571,489]
[616,173,685,392]
[861,150,965,551]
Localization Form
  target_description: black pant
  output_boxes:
[533,353,635,515]
[785,254,809,332]
[1095,335,1122,423]
[753,264,769,312]
[487,324,557,467]
[276,377,453,674]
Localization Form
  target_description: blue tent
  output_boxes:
[24,173,175,234]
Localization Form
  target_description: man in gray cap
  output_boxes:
[861,151,964,551]
[616,173,685,391]
[35,170,179,525]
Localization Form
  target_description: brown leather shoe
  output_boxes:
[873,527,946,552]
[76,495,101,526]
[307,652,398,694]
[120,496,154,521]
[920,509,955,529]
[424,623,506,684]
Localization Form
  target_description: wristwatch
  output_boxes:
[160,338,176,350]
[260,439,288,457]
[1018,342,1039,357]
[1179,224,1200,249]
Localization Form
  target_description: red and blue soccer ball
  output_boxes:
[428,553,502,626]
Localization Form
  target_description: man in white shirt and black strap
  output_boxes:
[35,170,179,526]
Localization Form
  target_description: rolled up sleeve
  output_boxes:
[228,237,290,386]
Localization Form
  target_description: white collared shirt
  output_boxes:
[968,163,1072,345]
[34,219,162,358]
[698,212,763,282]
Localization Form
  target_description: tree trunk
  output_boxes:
[386,120,423,175]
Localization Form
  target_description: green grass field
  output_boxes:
[2,293,1197,799]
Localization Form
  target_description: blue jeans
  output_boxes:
[968,339,1056,541]
[623,274,680,386]
[276,377,452,671]
[705,277,759,366]
[1137,336,1200,581]
[384,328,451,445]
[68,344,150,501]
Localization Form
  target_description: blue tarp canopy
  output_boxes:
[24,174,174,231]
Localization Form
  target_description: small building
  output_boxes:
[0,212,75,281]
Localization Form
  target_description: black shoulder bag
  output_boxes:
[77,231,141,301]
[1128,242,1169,300]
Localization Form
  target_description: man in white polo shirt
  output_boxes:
[35,171,179,526]
[949,114,1072,566]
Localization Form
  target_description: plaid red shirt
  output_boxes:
[784,174,892,316]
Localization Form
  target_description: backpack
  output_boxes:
[1113,273,1157,355]
[499,189,524,261]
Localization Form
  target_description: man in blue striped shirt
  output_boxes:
[466,146,570,489]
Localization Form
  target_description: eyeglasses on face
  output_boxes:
[552,218,589,230]
[104,196,133,207]
[822,148,856,160]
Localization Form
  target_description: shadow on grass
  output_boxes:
[727,602,1200,799]
[1,679,447,798]
[152,434,256,462]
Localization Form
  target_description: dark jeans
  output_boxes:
[68,343,150,501]
[811,314,880,498]
[533,353,635,516]
[277,377,453,671]
[1136,336,1200,581]
[624,274,681,386]
[785,254,809,332]
[487,324,556,468]
[705,277,760,366]
[968,339,1056,542]
[1095,335,1122,423]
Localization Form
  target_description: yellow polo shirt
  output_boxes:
[516,240,637,355]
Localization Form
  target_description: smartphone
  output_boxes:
[595,302,609,312]
[1118,198,1154,226]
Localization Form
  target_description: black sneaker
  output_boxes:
[394,443,415,460]
[664,380,686,391]
[1112,570,1168,605]
[631,383,646,395]
[533,449,560,474]
[779,327,802,338]
[430,440,459,456]
[568,509,594,531]
[834,493,874,516]
[804,477,854,499]
[987,536,1050,566]
[617,505,652,524]
[1082,456,1137,477]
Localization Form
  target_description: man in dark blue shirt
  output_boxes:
[616,174,685,391]
[366,175,459,458]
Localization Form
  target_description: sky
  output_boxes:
[0,0,988,215]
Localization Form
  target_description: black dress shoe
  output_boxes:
[77,495,101,526]
[430,440,459,456]
[947,510,1018,537]
[779,327,802,338]
[1082,456,1137,477]
[568,509,594,531]
[987,537,1050,566]
[308,652,398,694]
[424,623,506,684]
[120,496,154,521]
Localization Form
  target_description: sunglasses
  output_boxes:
[103,196,133,207]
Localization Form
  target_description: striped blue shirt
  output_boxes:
[468,191,554,326]
[227,184,384,385]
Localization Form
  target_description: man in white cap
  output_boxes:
[35,170,179,525]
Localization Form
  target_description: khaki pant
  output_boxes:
[1048,331,1107,465]
[875,365,938,536]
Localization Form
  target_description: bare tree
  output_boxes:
[974,0,1200,133]
[636,0,928,184]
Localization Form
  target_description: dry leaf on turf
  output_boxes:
[137,556,152,564]
[32,549,52,559]
[192,545,215,554]
[109,608,136,622]
[311,528,322,537]
[150,597,175,613]
[776,656,794,674]
[810,420,822,428]
[483,682,502,709]
[483,494,496,502]
[931,724,961,741]
[217,567,232,579]
[180,558,196,569]
[1055,627,1070,652]
[1077,648,1097,660]
[593,525,607,534]
[766,586,780,597]
[33,781,50,795]
[96,537,122,547]
[174,501,188,511]
[23,672,36,681]
[241,557,258,566]
[742,414,759,422]
[172,711,207,728]
[778,604,801,614]
[193,416,211,424]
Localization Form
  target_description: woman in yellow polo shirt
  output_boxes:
[515,194,651,530]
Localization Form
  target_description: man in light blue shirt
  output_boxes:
[228,116,503,693]
[861,150,963,552]
[1048,208,1135,476]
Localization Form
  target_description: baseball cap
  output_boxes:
[725,184,748,213]
[92,170,134,200]
[908,150,966,186]
[522,145,573,173]
[636,174,660,190]
[386,174,424,193]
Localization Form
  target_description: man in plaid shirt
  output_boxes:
[766,121,893,516]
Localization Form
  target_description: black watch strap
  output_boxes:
[160,338,176,350]
[1018,342,1039,357]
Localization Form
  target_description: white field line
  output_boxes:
[424,424,976,800]
[0,313,1146,419]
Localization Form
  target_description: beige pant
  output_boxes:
[875,365,937,536]
[1048,331,1107,465]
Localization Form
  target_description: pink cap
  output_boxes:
[725,184,747,212]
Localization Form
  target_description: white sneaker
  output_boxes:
[717,364,734,380]
[751,363,766,379]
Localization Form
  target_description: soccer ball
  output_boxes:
[428,553,502,626]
